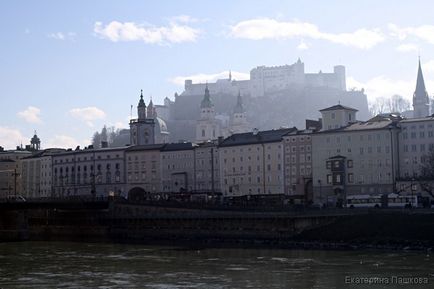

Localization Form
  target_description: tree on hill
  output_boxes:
[92,125,121,148]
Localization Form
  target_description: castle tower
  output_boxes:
[230,91,249,134]
[413,58,430,118]
[196,84,220,141]
[130,90,155,145]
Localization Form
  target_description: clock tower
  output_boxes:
[130,90,156,145]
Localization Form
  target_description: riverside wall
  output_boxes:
[2,202,434,249]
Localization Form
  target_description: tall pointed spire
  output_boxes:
[234,90,244,113]
[137,89,147,120]
[138,89,146,107]
[413,58,430,118]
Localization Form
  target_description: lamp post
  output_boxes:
[317,179,322,207]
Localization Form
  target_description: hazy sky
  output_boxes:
[2,0,434,149]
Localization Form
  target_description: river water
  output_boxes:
[0,242,433,288]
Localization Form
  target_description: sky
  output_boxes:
[2,0,434,149]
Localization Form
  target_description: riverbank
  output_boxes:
[2,203,434,251]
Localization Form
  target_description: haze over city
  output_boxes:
[2,0,434,149]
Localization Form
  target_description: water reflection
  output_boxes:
[0,242,432,288]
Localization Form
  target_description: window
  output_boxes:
[326,161,331,169]
[411,145,417,152]
[327,174,332,184]
[347,160,353,168]
[348,173,354,183]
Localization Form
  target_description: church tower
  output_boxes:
[147,97,156,119]
[196,84,220,142]
[130,90,155,145]
[30,131,41,151]
[229,91,249,134]
[413,58,430,118]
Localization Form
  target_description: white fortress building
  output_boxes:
[183,59,346,98]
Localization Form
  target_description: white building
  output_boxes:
[194,141,220,193]
[312,105,400,207]
[125,144,165,199]
[183,59,346,98]
[282,129,314,203]
[399,116,434,178]
[52,147,127,197]
[160,142,196,193]
[21,148,65,198]
[218,128,294,197]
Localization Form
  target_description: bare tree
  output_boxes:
[390,95,411,113]
[370,95,411,116]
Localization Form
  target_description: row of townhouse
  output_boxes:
[7,104,434,206]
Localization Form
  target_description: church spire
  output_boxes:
[137,89,147,120]
[413,58,430,118]
[234,90,244,113]
[201,82,213,108]
[138,89,146,107]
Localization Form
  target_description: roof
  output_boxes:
[315,119,397,134]
[22,148,66,159]
[319,104,358,112]
[161,142,196,151]
[52,146,129,156]
[219,128,297,147]
[400,115,434,124]
[126,144,166,152]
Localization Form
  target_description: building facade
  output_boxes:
[312,106,400,206]
[21,149,65,198]
[52,147,127,197]
[125,144,165,198]
[194,141,220,193]
[399,116,434,178]
[282,129,314,203]
[219,128,294,197]
[160,143,196,193]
